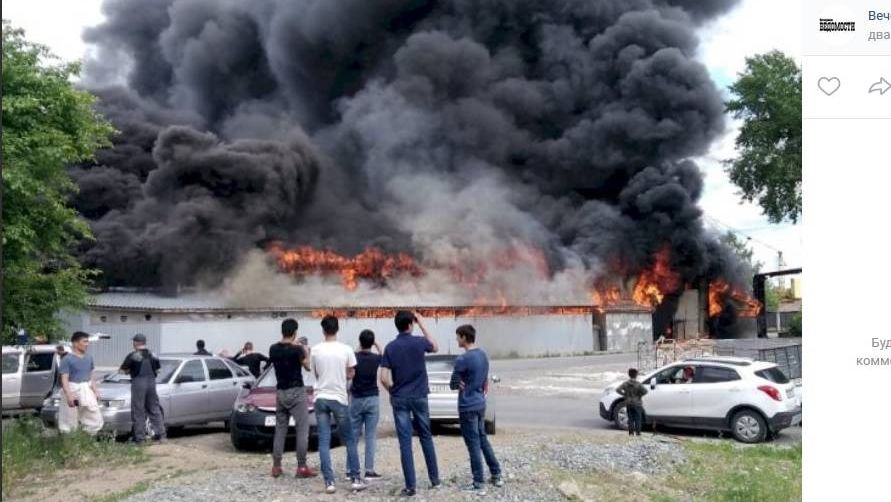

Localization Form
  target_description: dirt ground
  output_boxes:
[5,423,610,501]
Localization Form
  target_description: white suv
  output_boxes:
[598,357,802,443]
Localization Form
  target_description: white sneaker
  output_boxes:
[461,483,487,496]
[325,482,336,494]
[351,478,367,492]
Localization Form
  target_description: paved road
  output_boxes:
[489,352,801,445]
[4,352,800,445]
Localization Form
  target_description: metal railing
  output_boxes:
[638,337,802,380]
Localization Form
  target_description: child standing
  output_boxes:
[616,368,648,436]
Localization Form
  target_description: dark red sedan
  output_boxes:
[229,367,338,450]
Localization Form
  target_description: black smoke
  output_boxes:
[74,0,746,311]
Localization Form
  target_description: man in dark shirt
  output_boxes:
[120,333,166,444]
[194,339,211,355]
[268,319,316,478]
[350,329,383,480]
[616,368,648,436]
[233,342,269,378]
[449,324,502,494]
[380,311,440,497]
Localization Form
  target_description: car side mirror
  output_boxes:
[650,382,657,390]
[242,382,253,389]
[491,375,501,384]
[174,375,193,384]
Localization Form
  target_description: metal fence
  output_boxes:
[714,338,802,379]
[638,337,802,380]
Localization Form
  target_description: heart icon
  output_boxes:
[817,77,841,96]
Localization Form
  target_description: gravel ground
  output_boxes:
[123,431,684,502]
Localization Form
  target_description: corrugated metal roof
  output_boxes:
[89,292,281,312]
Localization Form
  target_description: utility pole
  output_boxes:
[776,251,786,290]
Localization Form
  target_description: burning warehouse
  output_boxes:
[66,0,760,346]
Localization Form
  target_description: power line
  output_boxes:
[704,215,783,253]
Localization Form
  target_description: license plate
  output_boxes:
[264,416,295,427]
[430,385,452,394]
[791,413,802,426]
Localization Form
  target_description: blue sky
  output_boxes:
[3,0,802,271]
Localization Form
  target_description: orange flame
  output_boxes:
[708,280,762,318]
[268,242,423,290]
[631,248,683,308]
[270,241,551,295]
[310,305,594,319]
[590,248,683,311]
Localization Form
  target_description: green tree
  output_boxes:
[725,51,802,224]
[787,313,802,338]
[719,231,782,310]
[764,283,781,311]
[1,21,113,343]
[720,231,763,275]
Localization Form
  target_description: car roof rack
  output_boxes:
[682,357,754,366]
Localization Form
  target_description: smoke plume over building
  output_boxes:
[71,0,752,331]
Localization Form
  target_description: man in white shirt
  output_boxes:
[312,315,365,494]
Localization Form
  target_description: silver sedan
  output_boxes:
[41,354,254,437]
[426,354,499,434]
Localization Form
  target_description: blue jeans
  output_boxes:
[314,398,360,483]
[350,395,379,473]
[391,396,440,490]
[459,408,501,485]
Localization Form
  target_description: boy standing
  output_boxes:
[450,325,503,495]
[350,329,383,480]
[616,368,648,436]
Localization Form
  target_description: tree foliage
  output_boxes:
[1,21,113,343]
[787,313,802,338]
[720,231,762,275]
[725,51,802,224]
[719,231,784,309]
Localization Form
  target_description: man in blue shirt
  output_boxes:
[450,324,503,495]
[380,311,440,497]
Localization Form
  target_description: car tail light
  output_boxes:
[758,385,782,401]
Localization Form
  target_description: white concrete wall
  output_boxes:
[159,314,597,359]
[59,311,162,367]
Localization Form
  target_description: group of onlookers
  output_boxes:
[267,310,502,496]
[53,309,503,496]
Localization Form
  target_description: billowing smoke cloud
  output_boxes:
[73,0,746,317]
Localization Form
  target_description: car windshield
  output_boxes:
[755,366,791,384]
[257,368,315,388]
[2,353,20,374]
[425,359,456,373]
[103,359,180,384]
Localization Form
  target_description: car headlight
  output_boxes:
[236,403,257,413]
[102,399,127,408]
